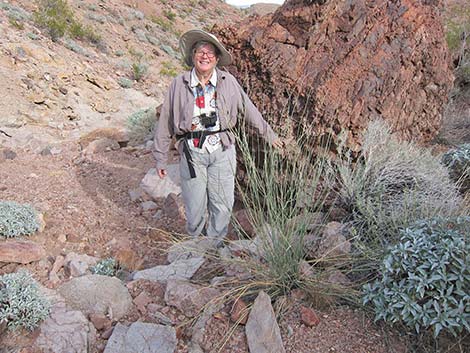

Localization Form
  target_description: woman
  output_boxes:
[154,29,282,241]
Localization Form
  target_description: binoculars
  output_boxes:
[199,111,217,128]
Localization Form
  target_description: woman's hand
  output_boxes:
[158,169,167,179]
[272,139,284,149]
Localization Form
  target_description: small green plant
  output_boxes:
[90,258,118,276]
[0,270,51,331]
[442,143,470,193]
[127,107,156,145]
[118,77,133,88]
[0,201,39,238]
[150,15,172,32]
[159,61,178,77]
[363,217,470,338]
[8,17,24,30]
[163,9,176,22]
[131,61,148,81]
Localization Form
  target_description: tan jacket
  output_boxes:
[153,68,277,170]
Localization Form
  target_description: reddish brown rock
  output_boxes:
[89,313,111,331]
[0,240,46,264]
[300,305,320,327]
[233,209,256,238]
[230,298,249,325]
[215,0,453,150]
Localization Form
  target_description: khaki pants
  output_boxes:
[180,146,236,238]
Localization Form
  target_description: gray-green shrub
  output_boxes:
[131,62,148,81]
[0,201,39,238]
[90,258,118,276]
[442,143,470,193]
[333,120,462,247]
[127,107,156,145]
[0,270,51,331]
[363,217,470,337]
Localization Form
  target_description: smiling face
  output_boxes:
[192,42,219,78]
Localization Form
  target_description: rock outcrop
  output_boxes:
[216,0,453,150]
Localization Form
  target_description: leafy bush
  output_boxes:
[131,62,148,81]
[0,201,39,238]
[90,258,118,276]
[333,120,462,247]
[442,143,470,193]
[0,270,51,331]
[127,107,156,145]
[363,217,470,337]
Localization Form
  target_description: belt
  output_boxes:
[176,129,227,178]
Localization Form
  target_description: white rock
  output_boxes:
[140,166,181,200]
[133,257,205,282]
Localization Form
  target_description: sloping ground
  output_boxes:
[0,0,242,151]
[215,0,454,150]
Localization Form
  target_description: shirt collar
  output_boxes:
[190,68,217,88]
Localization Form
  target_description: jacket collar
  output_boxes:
[183,68,226,85]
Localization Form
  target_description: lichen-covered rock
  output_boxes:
[215,0,453,150]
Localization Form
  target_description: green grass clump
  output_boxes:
[0,270,51,331]
[363,216,470,338]
[127,107,156,145]
[90,258,118,276]
[0,201,39,238]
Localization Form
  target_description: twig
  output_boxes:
[0,129,11,137]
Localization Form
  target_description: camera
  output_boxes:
[199,111,217,128]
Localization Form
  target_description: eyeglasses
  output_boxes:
[195,50,216,59]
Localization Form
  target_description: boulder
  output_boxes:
[164,280,220,318]
[141,166,181,200]
[317,222,351,259]
[58,274,132,320]
[167,237,218,263]
[104,322,177,353]
[64,252,99,277]
[215,0,453,151]
[35,291,96,353]
[163,193,186,220]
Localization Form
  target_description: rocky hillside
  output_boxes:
[0,0,242,152]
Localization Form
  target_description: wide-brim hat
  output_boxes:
[179,29,232,67]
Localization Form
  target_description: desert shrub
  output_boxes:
[363,217,470,337]
[33,0,101,43]
[33,0,72,41]
[131,61,148,81]
[0,201,39,238]
[333,120,462,248]
[127,107,156,145]
[90,258,118,276]
[160,61,178,77]
[442,143,470,193]
[0,3,31,21]
[0,270,51,331]
[118,77,133,88]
